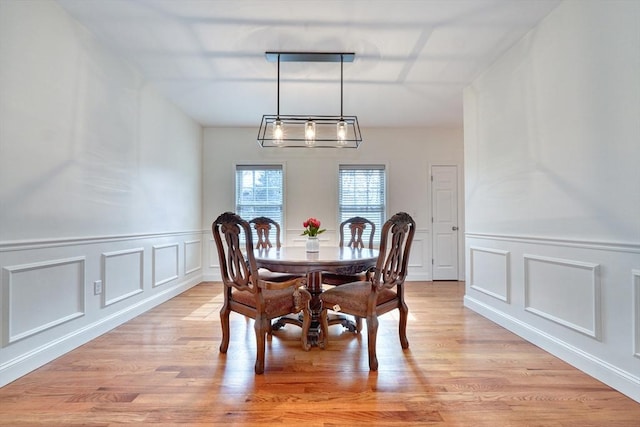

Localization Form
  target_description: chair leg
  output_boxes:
[399,302,409,349]
[366,314,379,371]
[219,303,231,353]
[254,316,267,374]
[355,316,363,332]
[301,307,311,351]
[319,309,329,349]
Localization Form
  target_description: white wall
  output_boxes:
[202,126,464,282]
[0,1,203,386]
[464,0,640,402]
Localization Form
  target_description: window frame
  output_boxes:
[337,164,387,244]
[235,163,286,243]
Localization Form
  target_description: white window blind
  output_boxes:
[338,165,386,242]
[235,165,284,239]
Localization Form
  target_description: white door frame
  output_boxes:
[431,165,459,281]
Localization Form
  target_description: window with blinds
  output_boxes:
[338,165,386,243]
[235,165,284,242]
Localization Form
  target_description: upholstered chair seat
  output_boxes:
[319,281,397,316]
[230,286,307,319]
[213,212,312,374]
[320,212,416,371]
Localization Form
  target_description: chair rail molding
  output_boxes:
[465,232,640,254]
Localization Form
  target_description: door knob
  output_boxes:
[452,226,458,231]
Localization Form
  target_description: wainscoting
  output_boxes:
[464,233,640,403]
[0,231,206,387]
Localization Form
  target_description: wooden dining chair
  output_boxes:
[339,216,376,250]
[322,216,376,331]
[323,216,376,286]
[319,212,415,371]
[212,212,312,374]
[248,216,304,282]
[249,216,285,249]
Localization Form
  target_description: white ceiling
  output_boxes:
[57,0,560,128]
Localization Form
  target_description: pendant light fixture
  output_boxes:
[257,52,362,148]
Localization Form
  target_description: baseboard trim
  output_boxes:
[463,295,640,403]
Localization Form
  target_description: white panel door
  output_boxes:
[431,165,459,280]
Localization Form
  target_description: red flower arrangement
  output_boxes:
[301,217,326,237]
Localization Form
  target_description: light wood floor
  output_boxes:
[1,281,638,426]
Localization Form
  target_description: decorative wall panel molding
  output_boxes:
[469,247,510,302]
[466,232,640,254]
[184,240,202,275]
[2,257,85,345]
[152,243,179,287]
[0,230,204,388]
[102,248,144,307]
[409,236,426,269]
[524,254,600,339]
[634,270,640,359]
[208,238,218,268]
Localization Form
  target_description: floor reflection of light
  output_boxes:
[182,292,224,321]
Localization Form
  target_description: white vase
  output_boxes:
[306,236,320,252]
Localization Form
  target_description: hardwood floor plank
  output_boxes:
[0,281,638,426]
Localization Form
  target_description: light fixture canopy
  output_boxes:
[257,52,362,148]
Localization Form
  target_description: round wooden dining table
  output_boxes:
[254,246,378,345]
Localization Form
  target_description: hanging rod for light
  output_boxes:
[257,51,362,148]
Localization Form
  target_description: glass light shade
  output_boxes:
[305,120,316,146]
[272,119,284,144]
[336,120,348,145]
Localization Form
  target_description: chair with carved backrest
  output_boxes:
[249,216,284,250]
[248,216,304,282]
[323,216,375,286]
[322,216,376,331]
[213,212,312,374]
[339,216,376,250]
[319,212,415,371]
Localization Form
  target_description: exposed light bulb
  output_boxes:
[272,119,284,144]
[336,120,347,145]
[305,120,316,144]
